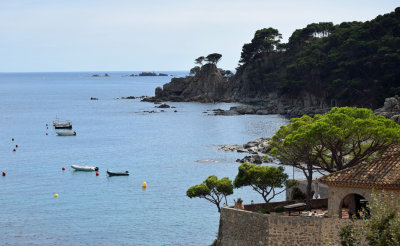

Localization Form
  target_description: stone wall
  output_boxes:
[243,199,328,212]
[217,207,354,246]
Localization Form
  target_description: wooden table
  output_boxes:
[284,203,306,216]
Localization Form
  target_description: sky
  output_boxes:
[0,0,398,72]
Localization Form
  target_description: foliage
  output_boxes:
[291,187,306,200]
[210,239,217,246]
[271,107,400,172]
[339,223,361,246]
[269,107,400,208]
[258,208,270,214]
[233,163,292,203]
[235,8,400,108]
[189,66,201,76]
[239,27,282,65]
[205,53,222,65]
[273,206,285,213]
[195,56,205,66]
[364,192,400,245]
[218,68,234,78]
[339,191,400,246]
[186,175,233,213]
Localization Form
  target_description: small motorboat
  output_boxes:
[53,117,72,129]
[56,131,76,136]
[107,170,129,176]
[71,164,99,171]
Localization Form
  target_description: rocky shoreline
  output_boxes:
[218,138,276,164]
[211,105,330,118]
[141,63,333,118]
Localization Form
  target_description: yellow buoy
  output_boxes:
[142,181,147,188]
[54,194,59,198]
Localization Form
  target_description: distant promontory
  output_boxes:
[144,8,400,117]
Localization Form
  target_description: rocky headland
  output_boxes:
[142,63,331,117]
[143,63,230,103]
[141,9,400,119]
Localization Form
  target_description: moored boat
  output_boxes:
[107,170,129,176]
[71,164,99,171]
[56,130,76,136]
[53,117,72,129]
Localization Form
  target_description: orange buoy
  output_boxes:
[46,133,48,135]
[2,172,5,176]
[13,148,16,152]
[62,167,65,171]
[96,172,99,176]
[46,127,48,129]
[46,124,48,126]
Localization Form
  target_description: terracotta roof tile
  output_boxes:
[319,145,400,189]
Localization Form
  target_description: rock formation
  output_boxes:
[144,64,230,103]
[143,63,331,117]
[219,138,276,164]
[374,96,400,124]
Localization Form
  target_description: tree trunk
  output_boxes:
[217,204,221,213]
[305,168,313,211]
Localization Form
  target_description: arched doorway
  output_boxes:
[339,193,368,219]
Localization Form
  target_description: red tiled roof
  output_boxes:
[319,145,400,189]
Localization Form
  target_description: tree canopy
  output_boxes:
[189,66,201,76]
[233,163,292,203]
[239,27,282,65]
[269,106,400,208]
[205,53,222,65]
[186,175,233,212]
[270,107,400,173]
[234,8,400,108]
[194,56,205,66]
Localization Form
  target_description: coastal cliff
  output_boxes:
[145,64,231,103]
[145,8,400,117]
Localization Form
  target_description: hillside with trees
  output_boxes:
[230,7,400,109]
[146,8,400,114]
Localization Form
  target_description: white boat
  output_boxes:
[56,130,76,136]
[71,164,99,171]
[53,117,72,129]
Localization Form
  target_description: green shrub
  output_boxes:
[291,187,306,200]
[258,209,270,214]
[273,206,285,213]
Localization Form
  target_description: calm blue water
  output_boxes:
[0,72,288,246]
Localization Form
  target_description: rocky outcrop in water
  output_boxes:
[219,138,276,164]
[374,96,400,124]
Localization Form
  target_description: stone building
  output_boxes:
[319,145,400,218]
[217,146,400,245]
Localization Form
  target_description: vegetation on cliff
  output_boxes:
[234,8,400,108]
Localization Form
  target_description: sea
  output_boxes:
[0,71,289,246]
